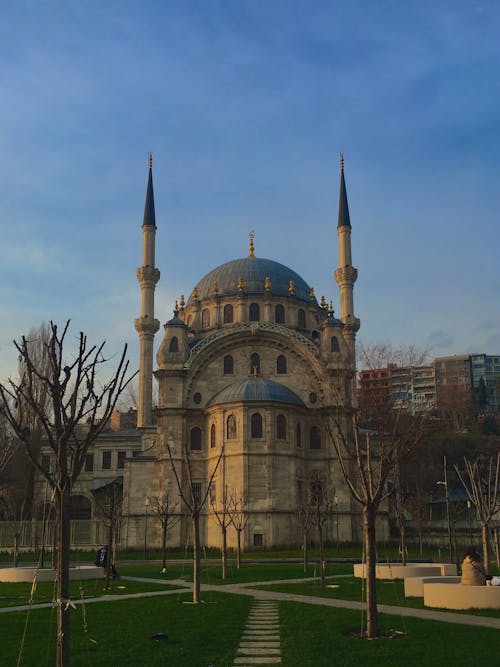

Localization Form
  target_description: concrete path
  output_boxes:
[1,574,499,631]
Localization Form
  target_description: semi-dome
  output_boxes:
[188,256,316,305]
[207,377,305,407]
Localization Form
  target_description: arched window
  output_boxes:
[224,354,234,375]
[249,302,260,322]
[275,304,285,324]
[190,427,202,451]
[251,413,263,438]
[277,414,286,439]
[296,423,302,448]
[202,308,210,328]
[309,426,321,450]
[169,336,179,352]
[331,336,340,352]
[223,304,233,324]
[276,354,287,374]
[210,424,216,449]
[298,309,306,329]
[227,414,237,439]
[250,353,260,376]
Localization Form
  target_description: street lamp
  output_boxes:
[437,480,452,564]
[144,496,149,560]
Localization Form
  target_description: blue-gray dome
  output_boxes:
[207,377,305,407]
[188,257,315,305]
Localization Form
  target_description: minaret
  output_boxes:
[334,153,360,339]
[135,153,160,428]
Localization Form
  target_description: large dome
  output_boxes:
[188,256,315,304]
[207,377,305,407]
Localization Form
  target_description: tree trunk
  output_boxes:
[221,524,227,580]
[236,529,241,569]
[364,504,379,638]
[303,529,308,573]
[13,532,19,567]
[56,486,71,667]
[105,523,113,589]
[481,522,490,573]
[192,511,201,603]
[162,522,168,571]
[399,518,407,565]
[318,518,325,589]
[493,527,499,569]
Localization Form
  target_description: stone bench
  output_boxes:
[353,563,457,580]
[423,582,500,610]
[0,565,103,583]
[404,575,461,597]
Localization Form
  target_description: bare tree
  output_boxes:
[0,321,133,667]
[92,478,123,589]
[327,343,427,637]
[228,491,250,569]
[0,411,14,476]
[209,478,232,580]
[455,452,500,572]
[149,491,180,572]
[296,491,314,573]
[166,438,223,602]
[308,472,335,588]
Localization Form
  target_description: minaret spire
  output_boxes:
[135,154,161,428]
[334,154,360,340]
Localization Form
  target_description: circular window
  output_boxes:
[193,392,202,405]
[309,392,317,404]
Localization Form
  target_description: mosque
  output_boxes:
[34,155,374,551]
[119,154,364,551]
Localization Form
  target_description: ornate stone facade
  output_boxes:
[120,156,372,551]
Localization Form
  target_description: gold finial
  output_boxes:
[288,280,295,296]
[328,301,334,316]
[340,152,344,170]
[309,287,315,300]
[252,366,258,378]
[248,230,255,258]
[237,276,244,292]
[174,300,179,313]
[320,295,327,308]
[179,294,185,308]
[264,276,271,292]
[193,286,199,300]
[148,152,153,169]
[212,280,219,296]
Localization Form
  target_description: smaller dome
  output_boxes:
[207,377,304,407]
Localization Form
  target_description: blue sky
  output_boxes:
[0,0,499,380]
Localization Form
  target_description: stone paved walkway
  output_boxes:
[233,600,281,665]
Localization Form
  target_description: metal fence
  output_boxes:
[0,520,109,551]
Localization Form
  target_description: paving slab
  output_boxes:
[240,642,280,649]
[233,658,281,665]
[238,648,281,655]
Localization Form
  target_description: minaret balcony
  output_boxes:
[334,266,358,285]
[135,316,160,336]
[137,266,160,284]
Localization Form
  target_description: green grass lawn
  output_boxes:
[2,592,252,667]
[279,601,500,667]
[0,577,178,609]
[120,560,354,584]
[2,590,498,667]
